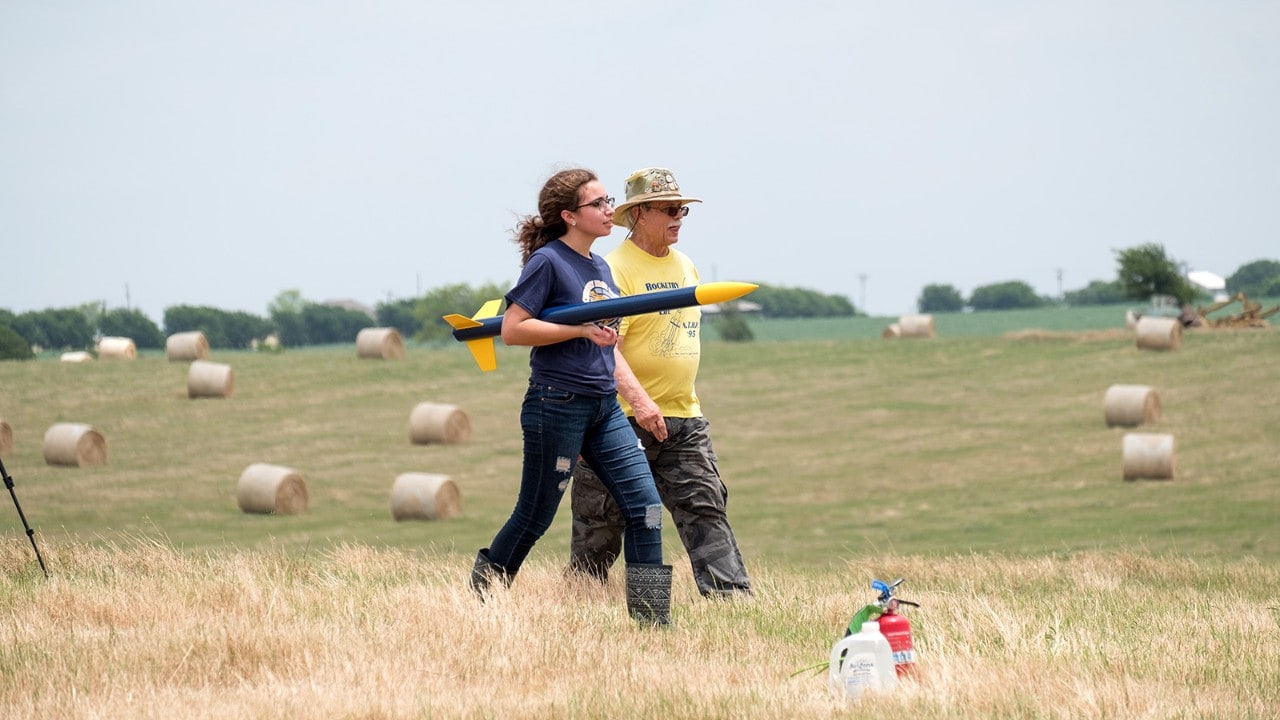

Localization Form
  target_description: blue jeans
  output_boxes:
[487,383,664,574]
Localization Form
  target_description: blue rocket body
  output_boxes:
[448,285,720,342]
[442,281,757,371]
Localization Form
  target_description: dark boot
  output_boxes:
[626,563,673,627]
[470,548,512,597]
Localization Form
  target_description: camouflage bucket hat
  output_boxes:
[611,167,702,229]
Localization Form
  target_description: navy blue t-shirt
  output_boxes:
[505,240,619,396]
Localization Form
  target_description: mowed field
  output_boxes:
[2,311,1276,563]
[1,312,1278,718]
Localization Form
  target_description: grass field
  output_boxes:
[5,316,1277,562]
[3,543,1276,719]
[1,316,1278,717]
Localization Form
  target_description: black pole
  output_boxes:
[1,457,49,578]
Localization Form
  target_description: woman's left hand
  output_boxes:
[582,323,618,347]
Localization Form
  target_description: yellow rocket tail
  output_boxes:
[442,299,503,372]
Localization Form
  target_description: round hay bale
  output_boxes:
[187,360,234,399]
[1122,433,1176,480]
[356,327,405,360]
[98,336,137,360]
[409,402,471,445]
[1134,316,1181,351]
[881,323,901,339]
[898,314,936,338]
[42,423,107,467]
[1103,384,1161,427]
[236,463,309,514]
[0,419,12,454]
[60,351,94,363]
[165,331,210,361]
[390,473,462,521]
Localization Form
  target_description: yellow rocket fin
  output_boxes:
[441,313,481,329]
[443,299,504,372]
[443,298,503,330]
[465,338,498,372]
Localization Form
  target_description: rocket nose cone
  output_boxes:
[693,282,759,305]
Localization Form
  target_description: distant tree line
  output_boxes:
[0,284,522,361]
[1227,259,1280,297]
[4,247,1277,361]
[917,280,1050,312]
[1063,280,1126,306]
[918,245,1279,313]
[163,306,274,349]
[0,290,379,360]
[744,284,857,318]
[0,304,165,360]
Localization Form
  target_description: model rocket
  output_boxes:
[442,281,758,371]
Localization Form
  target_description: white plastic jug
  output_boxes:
[827,621,898,700]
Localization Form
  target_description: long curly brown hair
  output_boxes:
[512,168,597,266]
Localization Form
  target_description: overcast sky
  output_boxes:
[3,1,1276,323]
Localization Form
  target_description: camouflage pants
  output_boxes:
[569,416,752,597]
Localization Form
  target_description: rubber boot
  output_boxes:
[625,563,673,627]
[470,548,512,598]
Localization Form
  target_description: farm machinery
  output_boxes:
[1194,292,1278,329]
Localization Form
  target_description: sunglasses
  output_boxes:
[574,196,615,211]
[648,205,690,218]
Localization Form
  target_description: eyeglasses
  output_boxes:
[574,196,615,211]
[648,204,690,218]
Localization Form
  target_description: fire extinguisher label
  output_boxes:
[892,649,916,664]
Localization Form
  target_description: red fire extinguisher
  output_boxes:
[872,578,920,677]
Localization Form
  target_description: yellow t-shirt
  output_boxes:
[606,239,702,418]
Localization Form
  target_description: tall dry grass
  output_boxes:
[3,539,1276,719]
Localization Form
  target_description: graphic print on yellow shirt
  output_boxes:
[605,239,703,418]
